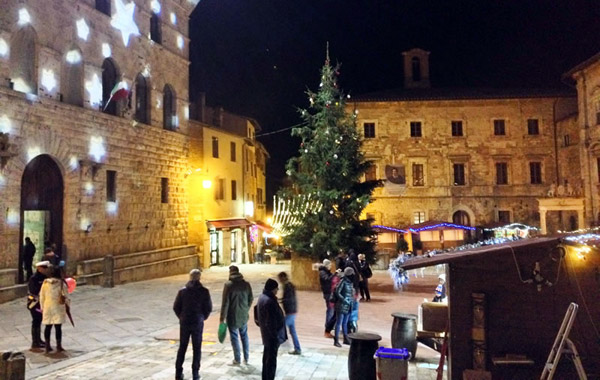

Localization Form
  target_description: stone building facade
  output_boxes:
[351,48,579,231]
[0,0,202,300]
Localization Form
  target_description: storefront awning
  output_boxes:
[206,218,252,230]
[254,221,273,233]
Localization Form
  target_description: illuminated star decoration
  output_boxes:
[110,0,140,46]
[41,69,57,92]
[76,18,90,40]
[102,43,112,58]
[0,38,8,58]
[85,74,103,108]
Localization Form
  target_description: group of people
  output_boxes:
[22,237,62,280]
[173,266,301,380]
[26,259,71,354]
[318,249,372,347]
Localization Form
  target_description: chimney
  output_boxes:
[213,106,224,127]
[196,92,206,123]
[402,48,431,89]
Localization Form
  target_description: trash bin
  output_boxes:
[0,351,26,380]
[375,347,410,380]
[391,313,417,359]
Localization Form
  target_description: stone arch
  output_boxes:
[451,204,475,226]
[134,72,151,125]
[163,84,177,130]
[62,44,84,106]
[10,25,38,94]
[101,58,120,116]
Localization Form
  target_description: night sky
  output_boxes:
[189,0,600,205]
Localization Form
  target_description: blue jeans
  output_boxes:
[285,314,301,352]
[334,311,350,341]
[228,323,249,363]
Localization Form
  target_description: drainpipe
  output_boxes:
[553,98,560,186]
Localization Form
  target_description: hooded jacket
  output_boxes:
[257,289,286,344]
[173,281,212,328]
[220,272,253,328]
[334,276,354,314]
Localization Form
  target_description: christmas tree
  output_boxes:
[280,48,381,261]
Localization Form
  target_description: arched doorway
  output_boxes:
[19,155,64,282]
[453,210,470,226]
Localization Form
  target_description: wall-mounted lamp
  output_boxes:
[85,223,93,233]
[127,222,133,231]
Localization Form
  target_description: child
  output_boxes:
[432,274,446,302]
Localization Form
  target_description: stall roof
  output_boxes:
[400,237,560,270]
[206,218,252,230]
[254,220,273,233]
[403,220,476,232]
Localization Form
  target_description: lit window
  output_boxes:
[212,136,219,158]
[413,211,425,224]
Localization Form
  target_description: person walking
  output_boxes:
[277,272,301,355]
[39,266,68,353]
[333,267,355,347]
[173,269,213,380]
[27,261,48,351]
[257,278,286,380]
[357,254,372,301]
[220,265,253,365]
[318,259,336,338]
[23,237,36,280]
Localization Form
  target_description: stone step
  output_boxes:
[0,268,18,288]
[0,283,27,304]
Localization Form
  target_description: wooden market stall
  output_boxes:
[401,236,600,380]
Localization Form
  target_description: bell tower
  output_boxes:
[403,48,431,89]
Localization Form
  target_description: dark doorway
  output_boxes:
[19,155,64,282]
[102,58,119,116]
[453,210,470,226]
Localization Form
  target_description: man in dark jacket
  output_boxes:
[278,272,301,355]
[220,265,253,365]
[335,250,347,271]
[173,269,212,380]
[23,237,36,280]
[257,278,286,380]
[27,261,48,351]
[357,253,372,301]
[318,259,336,338]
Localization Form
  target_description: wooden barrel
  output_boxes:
[348,332,381,380]
[391,313,417,359]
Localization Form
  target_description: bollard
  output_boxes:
[348,332,381,380]
[103,255,115,288]
[1,351,26,380]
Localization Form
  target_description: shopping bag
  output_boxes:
[218,322,227,343]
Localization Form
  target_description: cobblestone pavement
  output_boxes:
[0,263,446,379]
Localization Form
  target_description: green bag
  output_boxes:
[218,322,227,343]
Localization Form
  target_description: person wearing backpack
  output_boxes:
[358,254,372,302]
[333,267,355,347]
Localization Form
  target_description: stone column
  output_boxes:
[103,255,114,288]
[540,209,547,235]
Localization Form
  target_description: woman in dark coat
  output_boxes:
[333,267,355,347]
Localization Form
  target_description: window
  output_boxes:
[95,0,111,16]
[564,134,570,147]
[62,46,84,106]
[10,25,37,95]
[453,163,465,186]
[101,58,119,116]
[134,73,150,124]
[150,13,162,44]
[496,162,508,185]
[212,137,219,158]
[527,119,539,135]
[498,210,511,223]
[365,165,376,181]
[410,121,422,137]
[231,180,237,200]
[493,119,506,136]
[451,121,463,137]
[363,122,375,138]
[411,57,421,82]
[413,211,426,224]
[412,164,424,186]
[215,179,225,200]
[106,170,116,202]
[530,162,542,184]
[161,178,169,203]
[257,188,263,204]
[230,142,236,161]
[163,84,176,130]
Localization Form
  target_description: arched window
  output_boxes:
[96,0,111,16]
[102,58,119,116]
[134,73,150,124]
[411,57,421,82]
[62,46,83,106]
[10,25,37,94]
[150,13,162,44]
[163,84,177,130]
[452,210,470,226]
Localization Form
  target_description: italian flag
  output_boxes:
[103,80,129,110]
